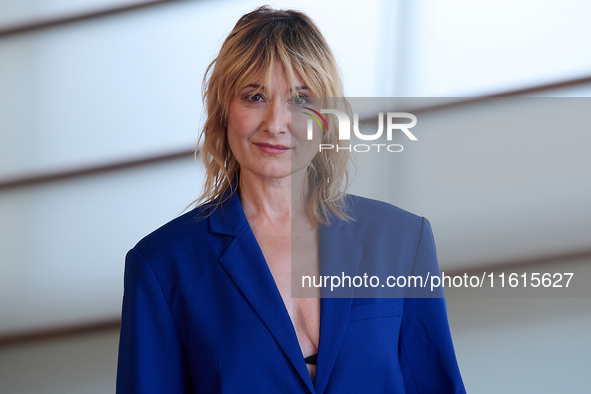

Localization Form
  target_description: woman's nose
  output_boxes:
[263,101,289,135]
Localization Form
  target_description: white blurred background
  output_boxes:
[0,0,590,392]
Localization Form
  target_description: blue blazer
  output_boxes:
[117,191,465,393]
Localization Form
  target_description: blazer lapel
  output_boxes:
[314,209,363,394]
[211,191,316,393]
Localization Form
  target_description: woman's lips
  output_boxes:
[253,142,291,155]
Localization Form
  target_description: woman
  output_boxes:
[117,6,465,393]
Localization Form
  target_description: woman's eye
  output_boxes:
[247,93,264,102]
[291,96,308,106]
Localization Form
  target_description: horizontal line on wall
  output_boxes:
[0,149,195,191]
[0,248,589,347]
[446,248,591,277]
[485,74,591,96]
[0,319,121,347]
[0,0,189,38]
[409,74,591,114]
[0,73,590,193]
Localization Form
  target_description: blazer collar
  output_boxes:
[208,187,248,236]
[210,190,363,394]
[211,190,315,392]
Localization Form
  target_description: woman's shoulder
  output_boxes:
[131,200,220,261]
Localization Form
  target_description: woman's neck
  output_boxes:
[238,170,308,223]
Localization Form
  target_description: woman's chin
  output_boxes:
[241,165,309,183]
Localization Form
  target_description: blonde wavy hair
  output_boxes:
[196,5,351,225]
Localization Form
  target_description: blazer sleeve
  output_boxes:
[398,218,466,393]
[116,248,190,393]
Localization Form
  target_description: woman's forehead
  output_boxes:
[239,66,309,93]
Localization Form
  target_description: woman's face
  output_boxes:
[226,65,322,184]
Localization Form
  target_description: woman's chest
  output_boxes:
[252,225,321,355]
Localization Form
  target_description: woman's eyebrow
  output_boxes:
[242,84,264,90]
